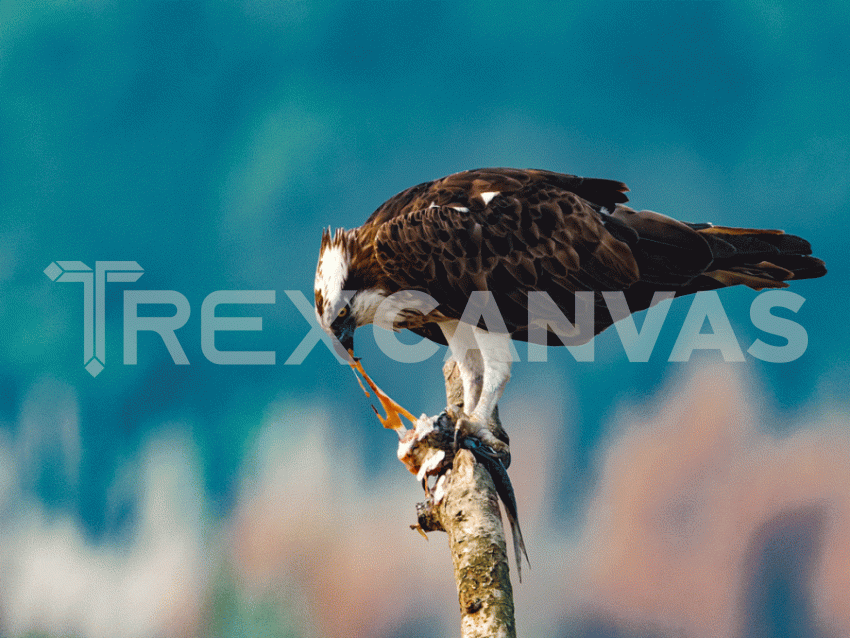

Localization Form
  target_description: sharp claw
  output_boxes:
[454,417,510,464]
[459,436,503,461]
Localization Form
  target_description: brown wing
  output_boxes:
[365,167,630,226]
[372,175,640,341]
[366,168,825,346]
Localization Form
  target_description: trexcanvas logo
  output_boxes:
[44,260,353,377]
[45,261,812,377]
[44,261,145,377]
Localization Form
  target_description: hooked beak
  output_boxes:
[333,314,356,359]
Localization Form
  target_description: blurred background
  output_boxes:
[1,1,848,636]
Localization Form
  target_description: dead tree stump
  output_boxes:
[414,360,517,638]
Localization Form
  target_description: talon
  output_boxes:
[455,416,511,462]
[455,422,526,581]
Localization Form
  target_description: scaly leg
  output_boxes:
[443,323,513,459]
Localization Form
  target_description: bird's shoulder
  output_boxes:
[359,168,639,299]
[362,167,630,228]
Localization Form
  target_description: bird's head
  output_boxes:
[315,227,357,355]
[315,227,385,357]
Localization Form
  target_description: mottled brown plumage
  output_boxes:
[333,167,825,346]
[313,167,827,565]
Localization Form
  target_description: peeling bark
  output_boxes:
[436,361,517,638]
[440,448,517,637]
[353,345,519,634]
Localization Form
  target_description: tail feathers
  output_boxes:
[695,225,826,290]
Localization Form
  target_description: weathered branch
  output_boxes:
[420,361,517,638]
[440,448,517,637]
[356,354,519,636]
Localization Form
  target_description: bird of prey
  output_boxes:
[314,168,826,458]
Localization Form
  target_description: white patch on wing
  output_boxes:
[428,202,469,212]
[479,191,499,205]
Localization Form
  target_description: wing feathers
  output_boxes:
[358,168,825,343]
[373,177,640,336]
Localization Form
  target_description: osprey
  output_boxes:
[314,168,826,457]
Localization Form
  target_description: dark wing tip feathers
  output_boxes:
[357,168,825,318]
[696,226,826,285]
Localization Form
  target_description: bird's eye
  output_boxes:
[337,306,348,318]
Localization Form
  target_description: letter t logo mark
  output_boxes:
[45,261,144,377]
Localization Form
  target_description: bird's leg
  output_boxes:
[453,330,513,460]
[457,366,511,459]
[456,347,484,412]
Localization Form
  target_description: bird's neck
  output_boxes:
[351,287,390,327]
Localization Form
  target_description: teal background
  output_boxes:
[1,2,847,637]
